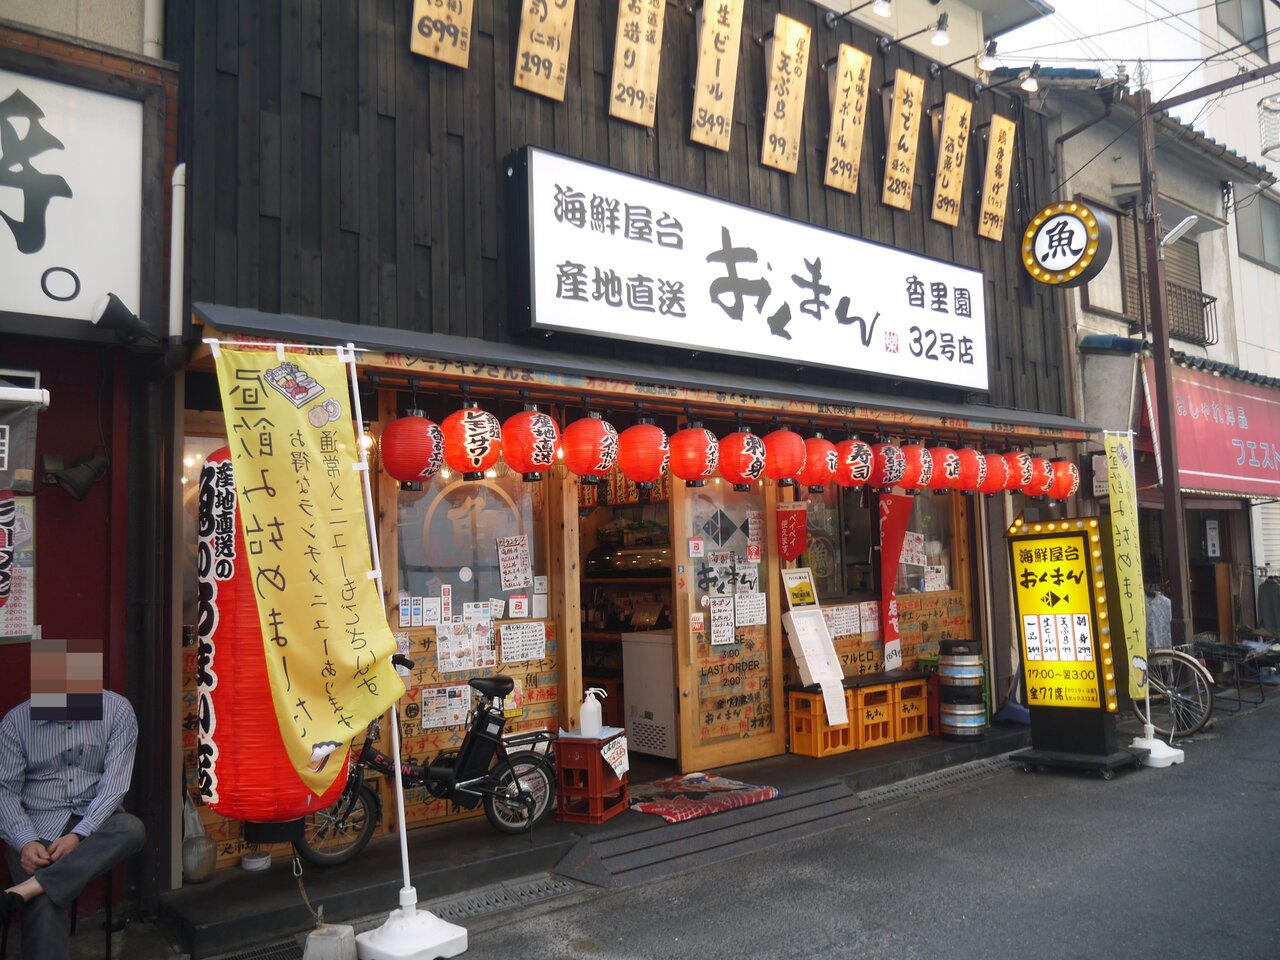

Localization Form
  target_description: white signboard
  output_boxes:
[522,147,988,390]
[500,620,547,663]
[0,69,143,323]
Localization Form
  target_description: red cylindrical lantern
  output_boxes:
[501,408,560,481]
[669,423,719,487]
[719,429,767,490]
[868,442,906,489]
[898,444,933,492]
[379,411,444,485]
[561,413,618,485]
[798,434,838,492]
[762,428,806,486]
[617,419,670,492]
[1027,456,1055,497]
[928,447,961,492]
[441,403,503,481]
[833,439,874,488]
[197,448,349,822]
[978,453,1010,495]
[955,448,986,493]
[1004,451,1034,493]
[1048,459,1081,500]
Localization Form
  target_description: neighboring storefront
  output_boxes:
[164,0,1086,880]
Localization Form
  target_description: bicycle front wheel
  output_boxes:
[1132,649,1213,738]
[294,783,378,866]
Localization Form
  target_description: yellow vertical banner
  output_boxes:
[213,346,405,795]
[930,93,972,227]
[881,69,924,211]
[978,114,1016,240]
[690,0,744,151]
[1105,434,1147,700]
[760,14,811,174]
[824,44,871,195]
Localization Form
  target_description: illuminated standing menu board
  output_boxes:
[1007,516,1117,715]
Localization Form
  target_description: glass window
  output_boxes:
[397,471,548,606]
[1236,190,1280,270]
[799,485,845,600]
[894,494,955,595]
[1085,207,1125,314]
[1217,0,1268,56]
[842,488,878,595]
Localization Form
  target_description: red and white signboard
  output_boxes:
[1143,359,1280,498]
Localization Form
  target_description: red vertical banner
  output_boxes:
[776,502,807,561]
[878,492,915,671]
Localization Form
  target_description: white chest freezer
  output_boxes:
[620,630,677,759]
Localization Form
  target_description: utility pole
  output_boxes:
[1139,60,1280,646]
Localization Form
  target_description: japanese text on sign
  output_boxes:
[978,115,1016,241]
[930,93,972,227]
[1105,434,1146,699]
[409,0,474,69]
[882,70,924,211]
[513,0,576,101]
[760,14,810,175]
[690,0,744,151]
[824,44,872,195]
[610,0,665,127]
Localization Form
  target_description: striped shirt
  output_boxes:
[0,691,137,851]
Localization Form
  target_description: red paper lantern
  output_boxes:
[955,448,986,493]
[617,419,670,491]
[1004,451,1034,493]
[1048,459,1081,500]
[978,453,1009,495]
[197,448,349,821]
[501,408,560,481]
[868,442,906,489]
[669,423,719,487]
[441,403,503,481]
[1027,456,1055,497]
[719,429,767,490]
[762,428,806,486]
[928,447,961,492]
[379,411,444,485]
[833,439,874,488]
[797,434,838,492]
[898,444,933,492]
[561,413,618,484]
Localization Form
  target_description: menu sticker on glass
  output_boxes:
[709,596,736,645]
[610,0,665,127]
[881,69,924,211]
[514,0,576,102]
[761,14,811,174]
[978,114,1016,241]
[500,620,547,663]
[734,592,767,627]
[409,0,474,70]
[824,44,871,195]
[930,92,972,227]
[497,534,532,590]
[690,0,744,151]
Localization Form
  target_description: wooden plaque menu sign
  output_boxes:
[978,114,1017,240]
[610,0,666,127]
[409,0,474,69]
[760,14,811,174]
[513,0,577,101]
[824,45,872,195]
[930,93,973,227]
[882,69,925,211]
[690,0,744,151]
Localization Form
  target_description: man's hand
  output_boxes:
[19,841,51,874]
[47,833,80,862]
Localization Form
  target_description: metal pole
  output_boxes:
[1137,86,1193,648]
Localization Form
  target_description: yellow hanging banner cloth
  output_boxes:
[1105,434,1147,700]
[213,345,405,796]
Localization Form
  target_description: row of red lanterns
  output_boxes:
[379,406,1081,500]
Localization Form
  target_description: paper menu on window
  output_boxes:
[500,620,546,663]
[709,597,736,645]
[902,531,927,567]
[497,534,532,590]
[734,592,767,627]
[421,684,472,729]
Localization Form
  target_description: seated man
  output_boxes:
[0,639,145,959]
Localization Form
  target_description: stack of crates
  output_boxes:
[787,687,856,757]
[553,734,628,824]
[892,678,929,742]
[853,683,895,749]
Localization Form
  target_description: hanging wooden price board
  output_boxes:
[823,44,871,195]
[929,92,972,227]
[409,0,474,69]
[881,69,924,211]
[610,0,666,127]
[761,14,811,174]
[513,0,577,102]
[978,114,1016,240]
[690,0,744,151]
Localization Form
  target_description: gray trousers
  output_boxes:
[4,811,145,960]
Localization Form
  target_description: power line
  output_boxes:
[996,1,1221,57]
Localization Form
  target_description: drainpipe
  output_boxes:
[142,0,163,59]
[153,163,189,379]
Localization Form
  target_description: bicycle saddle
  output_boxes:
[470,675,515,699]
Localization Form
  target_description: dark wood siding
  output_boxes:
[167,0,1067,416]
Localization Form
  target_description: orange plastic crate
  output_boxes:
[854,684,895,749]
[893,681,929,742]
[788,689,856,758]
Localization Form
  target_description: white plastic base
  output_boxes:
[1131,724,1185,768]
[303,924,357,960]
[354,906,467,960]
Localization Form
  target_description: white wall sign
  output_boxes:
[0,69,142,323]
[521,147,989,391]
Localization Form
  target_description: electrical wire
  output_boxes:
[995,1,1222,57]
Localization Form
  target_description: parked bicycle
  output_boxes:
[294,656,556,865]
[1131,646,1214,738]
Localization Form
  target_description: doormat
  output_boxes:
[628,773,780,824]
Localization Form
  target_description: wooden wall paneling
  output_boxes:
[357,0,380,326]
[550,469,582,730]
[190,1,216,305]
[393,0,415,331]
[214,71,239,306]
[217,0,239,75]
[299,0,323,97]
[280,0,304,315]
[319,0,343,320]
[236,0,261,308]
[259,8,283,316]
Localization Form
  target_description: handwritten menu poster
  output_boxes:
[734,592,767,627]
[500,620,547,663]
[514,0,576,101]
[824,45,872,195]
[409,0,474,69]
[930,93,973,227]
[978,114,1017,240]
[709,596,736,645]
[761,14,810,174]
[881,69,924,211]
[610,0,665,126]
[690,0,744,151]
[497,534,532,590]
